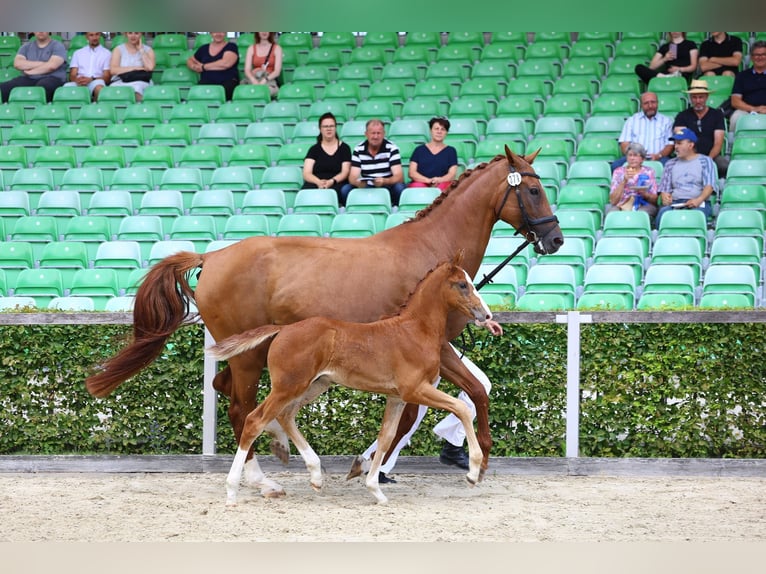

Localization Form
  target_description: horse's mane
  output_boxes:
[406,155,505,222]
[376,260,452,321]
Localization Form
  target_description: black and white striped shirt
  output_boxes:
[351,138,401,180]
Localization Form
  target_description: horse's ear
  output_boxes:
[522,148,541,164]
[452,249,465,267]
[504,145,517,165]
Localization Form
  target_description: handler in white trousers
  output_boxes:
[361,319,502,481]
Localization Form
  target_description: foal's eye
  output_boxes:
[458,282,468,289]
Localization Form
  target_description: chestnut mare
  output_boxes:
[86,147,563,487]
[209,254,493,505]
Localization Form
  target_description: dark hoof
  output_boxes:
[346,455,364,480]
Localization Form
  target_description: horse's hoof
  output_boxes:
[466,475,477,487]
[478,468,486,483]
[346,455,364,480]
[310,482,322,492]
[262,488,286,499]
[270,441,290,465]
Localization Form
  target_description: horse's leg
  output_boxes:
[274,378,332,492]
[400,384,482,486]
[439,343,491,480]
[225,391,292,505]
[224,346,291,468]
[366,397,406,505]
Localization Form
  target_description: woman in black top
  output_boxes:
[635,32,699,84]
[302,112,352,204]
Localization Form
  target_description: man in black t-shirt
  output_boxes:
[673,79,728,176]
[699,32,744,77]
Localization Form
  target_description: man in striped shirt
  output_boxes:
[612,91,674,171]
[343,119,406,206]
[654,127,717,228]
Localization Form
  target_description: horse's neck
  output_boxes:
[399,169,499,275]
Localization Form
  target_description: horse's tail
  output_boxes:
[86,251,203,398]
[208,325,282,361]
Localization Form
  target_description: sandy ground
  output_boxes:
[1,471,765,542]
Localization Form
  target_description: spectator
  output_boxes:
[635,32,698,84]
[186,32,239,101]
[655,127,717,229]
[408,116,459,192]
[673,79,728,176]
[360,319,504,483]
[613,91,674,170]
[244,32,282,99]
[0,32,67,103]
[342,119,407,206]
[109,32,155,102]
[607,142,659,218]
[302,112,352,205]
[699,32,743,77]
[63,32,111,101]
[729,40,766,132]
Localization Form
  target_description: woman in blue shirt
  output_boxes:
[408,117,458,191]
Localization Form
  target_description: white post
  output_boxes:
[202,327,218,455]
[556,311,591,458]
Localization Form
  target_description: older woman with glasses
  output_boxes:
[407,116,458,192]
[607,142,659,218]
[302,112,352,204]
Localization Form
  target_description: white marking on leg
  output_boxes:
[243,454,285,498]
[225,447,249,506]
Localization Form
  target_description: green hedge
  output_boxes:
[1,322,764,457]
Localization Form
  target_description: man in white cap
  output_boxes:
[673,79,728,176]
[654,127,717,229]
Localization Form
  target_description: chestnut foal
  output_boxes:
[209,254,492,505]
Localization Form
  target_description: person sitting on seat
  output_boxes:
[408,116,458,192]
[186,32,239,101]
[699,32,743,77]
[63,32,111,101]
[302,112,352,205]
[612,91,674,171]
[342,119,407,207]
[654,127,717,229]
[729,40,766,132]
[243,32,282,99]
[673,79,728,176]
[0,32,67,103]
[635,32,698,84]
[109,32,155,102]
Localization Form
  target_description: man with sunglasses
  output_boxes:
[673,79,728,176]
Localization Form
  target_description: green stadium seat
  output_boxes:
[636,292,690,310]
[228,144,272,183]
[187,84,226,119]
[9,86,46,120]
[0,241,34,287]
[591,93,637,116]
[147,123,192,164]
[731,137,766,160]
[122,102,164,141]
[657,207,708,255]
[701,264,757,306]
[158,167,204,211]
[31,145,77,187]
[384,212,412,229]
[576,136,621,161]
[75,102,117,141]
[581,263,636,308]
[276,213,324,237]
[398,186,440,214]
[293,188,339,234]
[158,66,198,99]
[7,124,50,163]
[167,102,210,141]
[62,215,113,261]
[556,208,598,254]
[514,292,572,311]
[523,264,577,307]
[363,32,400,55]
[534,236,588,283]
[650,236,703,284]
[240,188,287,229]
[117,215,165,262]
[137,189,183,235]
[709,236,761,279]
[276,142,312,167]
[48,295,96,311]
[93,240,143,285]
[52,123,97,164]
[718,184,766,214]
[733,113,766,138]
[482,236,533,284]
[641,264,696,305]
[329,213,377,237]
[189,189,236,234]
[480,42,524,63]
[593,236,646,284]
[583,115,626,137]
[474,263,518,305]
[81,145,127,186]
[142,84,181,120]
[223,214,272,238]
[35,190,82,218]
[726,159,766,186]
[169,215,218,251]
[213,101,255,141]
[13,268,64,307]
[39,240,89,285]
[344,187,392,232]
[425,61,468,90]
[29,103,71,140]
[260,166,305,208]
[552,75,598,98]
[713,209,765,253]
[130,145,175,187]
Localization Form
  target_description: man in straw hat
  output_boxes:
[673,79,728,176]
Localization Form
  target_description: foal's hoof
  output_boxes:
[465,475,477,487]
[346,455,364,480]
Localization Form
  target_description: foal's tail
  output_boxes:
[86,251,203,398]
[208,325,282,361]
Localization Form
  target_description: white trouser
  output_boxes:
[362,347,492,474]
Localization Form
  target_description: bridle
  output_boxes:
[476,161,559,291]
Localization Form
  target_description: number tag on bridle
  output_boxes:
[507,172,522,186]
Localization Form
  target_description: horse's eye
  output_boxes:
[458,282,468,289]
[530,187,540,196]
